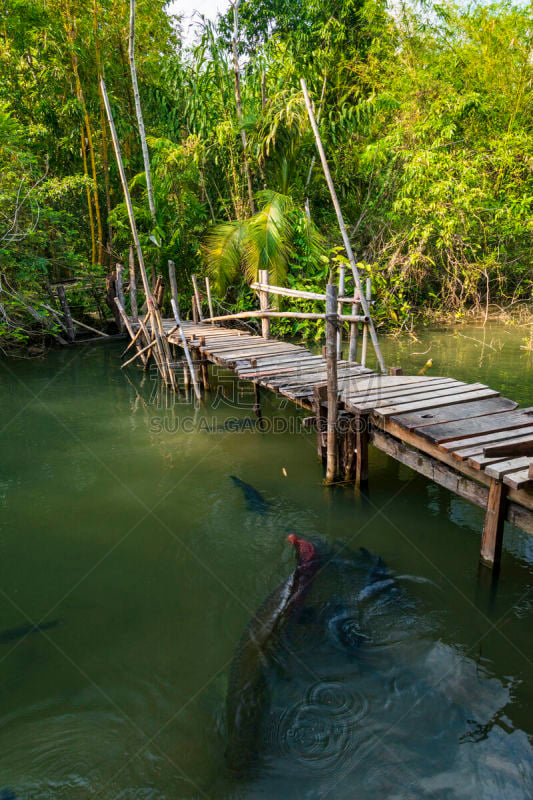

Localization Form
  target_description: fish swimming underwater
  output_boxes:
[0,619,63,645]
[230,475,270,514]
[225,534,322,772]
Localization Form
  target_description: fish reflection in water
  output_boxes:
[225,539,533,797]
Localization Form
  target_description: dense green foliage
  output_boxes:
[0,0,531,351]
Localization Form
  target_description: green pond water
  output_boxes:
[0,321,532,798]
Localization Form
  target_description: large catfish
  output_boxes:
[225,534,321,773]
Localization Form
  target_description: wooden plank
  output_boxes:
[443,425,533,457]
[269,362,370,388]
[391,396,519,431]
[277,367,372,392]
[416,408,533,446]
[483,457,532,479]
[358,387,498,416]
[504,470,533,490]
[355,382,491,411]
[344,378,461,404]
[482,437,533,459]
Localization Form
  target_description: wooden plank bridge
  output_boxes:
[120,289,533,575]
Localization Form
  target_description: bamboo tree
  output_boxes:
[93,0,112,250]
[128,0,157,230]
[232,0,255,215]
[80,126,96,265]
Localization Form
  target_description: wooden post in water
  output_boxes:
[480,478,507,568]
[57,285,75,342]
[325,283,339,484]
[129,246,138,322]
[259,269,270,339]
[115,297,147,366]
[198,336,210,391]
[355,412,369,489]
[313,384,327,461]
[168,260,179,312]
[171,298,201,401]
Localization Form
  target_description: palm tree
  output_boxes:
[203,191,324,294]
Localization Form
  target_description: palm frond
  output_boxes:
[203,220,246,295]
[243,193,293,286]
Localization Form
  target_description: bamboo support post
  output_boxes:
[301,78,386,374]
[192,295,199,323]
[121,338,154,368]
[139,318,152,370]
[258,269,270,339]
[348,295,359,362]
[337,264,345,360]
[57,285,75,342]
[205,277,214,324]
[168,260,179,312]
[191,274,203,321]
[129,246,138,322]
[325,284,339,484]
[171,298,201,401]
[115,264,125,332]
[361,278,371,368]
[198,336,210,391]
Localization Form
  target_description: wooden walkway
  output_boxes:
[146,319,533,570]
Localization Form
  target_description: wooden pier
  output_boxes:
[122,292,533,574]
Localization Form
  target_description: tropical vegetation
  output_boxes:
[0,0,532,352]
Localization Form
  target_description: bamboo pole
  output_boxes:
[171,299,201,401]
[361,278,371,368]
[168,260,179,311]
[258,269,270,339]
[349,296,359,362]
[301,78,386,374]
[115,263,125,332]
[57,285,75,342]
[325,284,339,484]
[121,338,154,368]
[202,310,367,323]
[129,246,138,322]
[232,0,255,215]
[205,277,214,324]
[101,78,172,385]
[191,274,204,321]
[128,0,156,228]
[250,282,362,304]
[115,297,147,366]
[41,303,109,338]
[337,263,345,360]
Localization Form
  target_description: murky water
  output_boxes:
[0,321,532,798]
